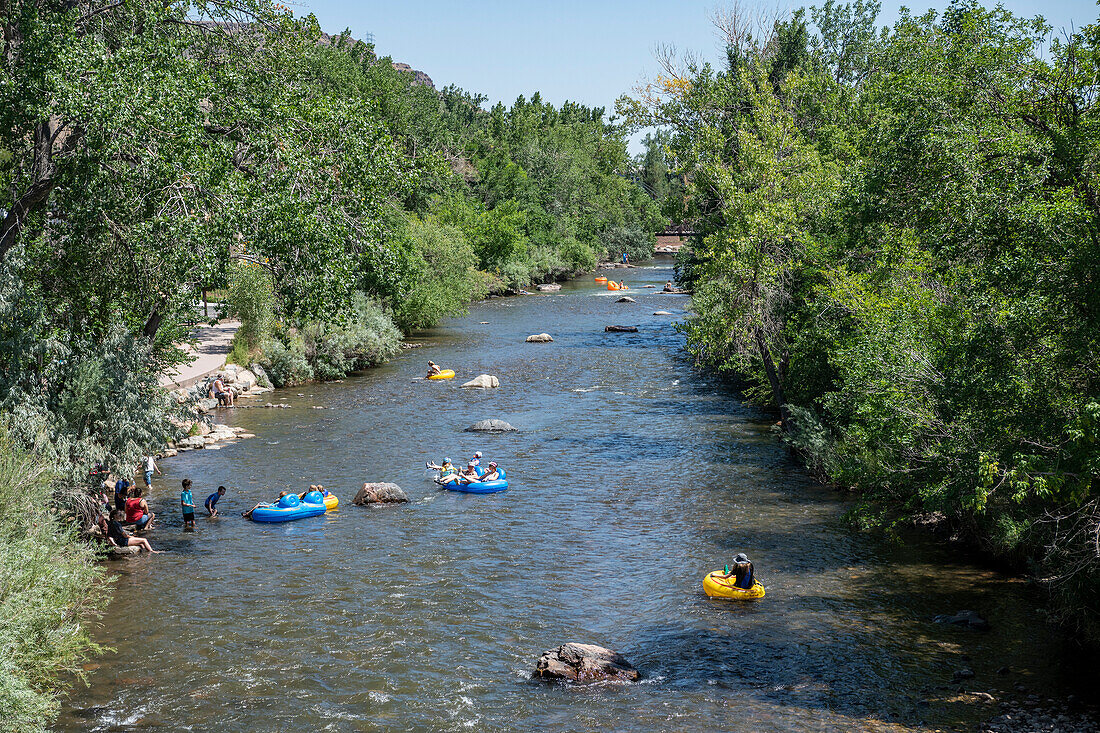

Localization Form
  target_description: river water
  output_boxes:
[61,261,1094,732]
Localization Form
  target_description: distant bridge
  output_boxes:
[655,222,696,252]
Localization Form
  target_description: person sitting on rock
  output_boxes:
[664,281,674,292]
[210,375,234,407]
[106,510,160,553]
[716,553,756,589]
[124,487,155,532]
[242,491,288,519]
[479,461,500,482]
[426,360,442,377]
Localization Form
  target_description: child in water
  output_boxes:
[717,553,755,589]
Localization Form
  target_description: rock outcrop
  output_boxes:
[526,333,554,343]
[353,483,409,505]
[605,325,638,333]
[461,374,500,388]
[533,643,640,684]
[536,283,562,292]
[465,419,517,432]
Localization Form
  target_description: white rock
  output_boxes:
[526,333,554,343]
[461,374,500,389]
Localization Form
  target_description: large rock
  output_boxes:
[234,368,258,391]
[465,419,517,433]
[195,420,213,437]
[534,643,640,684]
[461,374,500,389]
[605,325,638,333]
[526,333,554,343]
[353,483,409,505]
[616,296,636,303]
[196,397,218,414]
[653,311,673,316]
[178,436,207,449]
[934,610,990,630]
[536,283,562,292]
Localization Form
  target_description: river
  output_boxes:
[60,260,1095,731]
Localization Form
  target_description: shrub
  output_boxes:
[0,433,108,732]
[257,333,313,387]
[392,218,485,332]
[226,260,275,350]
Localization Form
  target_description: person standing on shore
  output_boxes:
[113,477,131,513]
[181,479,196,529]
[142,454,161,488]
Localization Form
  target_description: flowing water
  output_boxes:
[60,261,1095,732]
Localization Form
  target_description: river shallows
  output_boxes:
[61,261,1094,731]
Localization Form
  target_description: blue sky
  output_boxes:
[299,1,1098,152]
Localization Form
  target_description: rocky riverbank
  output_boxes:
[162,363,274,452]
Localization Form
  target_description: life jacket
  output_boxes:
[440,465,457,477]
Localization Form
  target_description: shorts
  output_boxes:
[134,514,150,530]
[144,471,154,486]
[182,512,195,523]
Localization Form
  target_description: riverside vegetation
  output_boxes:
[0,0,658,727]
[620,1,1100,642]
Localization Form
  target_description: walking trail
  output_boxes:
[158,321,241,390]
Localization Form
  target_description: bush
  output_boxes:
[392,218,486,332]
[258,294,401,386]
[0,433,108,732]
[600,224,654,264]
[226,260,275,350]
[257,332,313,388]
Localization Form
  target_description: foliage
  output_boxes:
[391,218,486,331]
[0,433,108,732]
[226,260,276,352]
[619,1,1100,639]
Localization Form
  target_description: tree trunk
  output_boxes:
[755,326,793,432]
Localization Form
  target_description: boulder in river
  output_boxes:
[605,325,638,333]
[178,436,207,450]
[526,333,554,343]
[533,643,640,684]
[465,419,517,433]
[461,374,500,388]
[653,311,673,316]
[536,283,562,292]
[934,610,990,630]
[616,296,636,303]
[353,483,409,505]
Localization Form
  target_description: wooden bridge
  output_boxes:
[655,223,696,253]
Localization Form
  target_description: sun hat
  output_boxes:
[475,451,482,457]
[443,457,452,464]
[733,553,750,563]
[488,461,497,468]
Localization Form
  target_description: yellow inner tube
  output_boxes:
[427,369,455,380]
[703,571,766,600]
[324,494,338,511]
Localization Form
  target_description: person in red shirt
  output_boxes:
[124,487,155,531]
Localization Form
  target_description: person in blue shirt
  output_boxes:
[204,486,226,517]
[180,478,196,529]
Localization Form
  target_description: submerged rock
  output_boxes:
[465,419,517,432]
[653,311,673,316]
[353,483,409,505]
[526,333,554,343]
[461,374,500,388]
[534,643,640,683]
[616,296,636,303]
[605,325,638,333]
[934,610,990,630]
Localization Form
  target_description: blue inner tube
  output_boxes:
[251,493,327,523]
[446,468,508,494]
